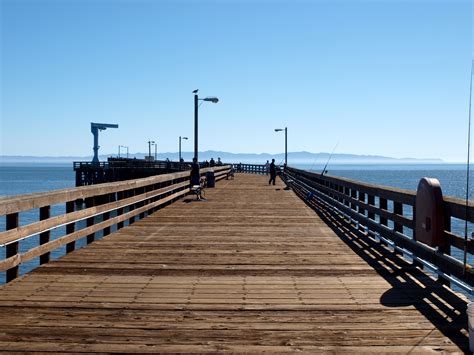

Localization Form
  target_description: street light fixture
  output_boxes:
[179,136,188,162]
[274,127,288,167]
[147,140,155,161]
[118,145,129,159]
[193,90,219,161]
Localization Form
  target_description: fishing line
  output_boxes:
[463,60,473,274]
[320,141,339,177]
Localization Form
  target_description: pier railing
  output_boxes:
[284,166,474,289]
[235,163,282,174]
[73,159,193,186]
[73,159,190,171]
[0,165,231,283]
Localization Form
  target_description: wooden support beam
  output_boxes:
[6,212,19,282]
[39,206,51,265]
[65,201,75,253]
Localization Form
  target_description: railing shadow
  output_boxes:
[297,188,469,352]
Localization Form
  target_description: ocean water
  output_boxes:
[0,164,90,280]
[0,163,473,295]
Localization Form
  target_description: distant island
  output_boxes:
[0,151,444,164]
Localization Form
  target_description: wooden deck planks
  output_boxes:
[0,173,469,353]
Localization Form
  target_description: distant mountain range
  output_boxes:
[0,151,443,164]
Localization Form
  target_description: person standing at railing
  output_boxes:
[269,159,276,185]
[190,157,200,187]
[217,157,223,166]
[265,160,270,175]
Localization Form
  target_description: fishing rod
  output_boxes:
[464,60,473,275]
[320,141,339,177]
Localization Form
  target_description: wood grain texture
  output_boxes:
[0,173,469,353]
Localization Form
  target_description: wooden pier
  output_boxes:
[0,172,471,353]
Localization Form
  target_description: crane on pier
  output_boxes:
[91,122,119,163]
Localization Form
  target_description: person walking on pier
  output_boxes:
[269,159,276,185]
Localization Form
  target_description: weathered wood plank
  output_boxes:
[0,173,469,353]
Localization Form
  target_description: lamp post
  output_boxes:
[179,136,188,162]
[147,140,155,161]
[193,89,219,161]
[274,127,287,167]
[118,145,129,159]
[153,142,157,161]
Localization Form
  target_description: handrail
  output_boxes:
[284,166,474,288]
[235,163,283,175]
[0,165,231,282]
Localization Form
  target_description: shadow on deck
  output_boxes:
[0,173,469,353]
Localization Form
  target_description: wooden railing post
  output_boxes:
[129,189,136,225]
[350,189,357,211]
[6,212,19,282]
[117,192,125,230]
[86,197,95,244]
[103,194,112,236]
[367,195,375,221]
[439,215,451,286]
[344,187,350,207]
[39,206,51,264]
[349,189,357,226]
[139,187,146,219]
[379,198,388,227]
[393,201,404,256]
[358,192,366,232]
[393,202,403,234]
[65,201,75,253]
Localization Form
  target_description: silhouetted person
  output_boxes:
[190,157,200,187]
[269,159,276,185]
[210,157,215,167]
[217,157,223,166]
[265,160,270,175]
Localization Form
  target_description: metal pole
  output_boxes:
[285,127,288,167]
[148,141,151,159]
[126,146,129,159]
[154,143,157,161]
[194,94,198,161]
[179,136,182,162]
[463,60,473,274]
[118,145,121,158]
[92,127,99,163]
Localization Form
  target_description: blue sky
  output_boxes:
[1,0,472,161]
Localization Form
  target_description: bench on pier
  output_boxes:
[191,177,207,200]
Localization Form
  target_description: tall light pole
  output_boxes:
[274,127,287,167]
[147,140,155,161]
[153,142,157,161]
[118,145,129,158]
[193,89,219,161]
[179,136,188,162]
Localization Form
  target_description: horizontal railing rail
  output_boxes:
[73,159,191,171]
[0,165,231,283]
[284,166,474,290]
[235,163,283,174]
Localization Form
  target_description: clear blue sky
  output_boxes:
[1,0,472,161]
